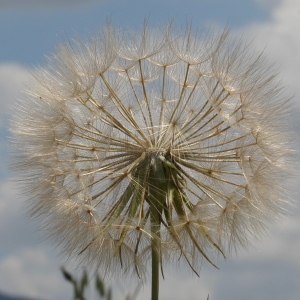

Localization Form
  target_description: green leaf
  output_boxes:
[61,267,74,283]
[80,270,88,291]
[95,274,105,297]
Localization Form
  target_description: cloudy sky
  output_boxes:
[0,0,299,299]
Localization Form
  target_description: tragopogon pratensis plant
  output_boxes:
[12,23,295,300]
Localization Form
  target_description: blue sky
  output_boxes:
[0,0,299,299]
[0,0,270,65]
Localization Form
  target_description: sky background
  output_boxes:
[0,0,300,299]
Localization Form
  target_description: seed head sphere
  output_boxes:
[12,24,295,279]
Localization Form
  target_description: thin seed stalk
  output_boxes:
[148,154,167,300]
[151,209,160,300]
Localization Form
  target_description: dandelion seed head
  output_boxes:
[11,23,296,279]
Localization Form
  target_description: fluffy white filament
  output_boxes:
[12,23,295,279]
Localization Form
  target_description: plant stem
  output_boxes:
[150,194,160,300]
[148,154,166,300]
[151,231,160,300]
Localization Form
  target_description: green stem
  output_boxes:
[151,218,160,300]
[150,191,160,300]
[148,154,166,300]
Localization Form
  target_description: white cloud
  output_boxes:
[0,179,73,299]
[233,0,300,105]
[0,64,30,127]
[0,247,72,300]
[0,64,30,178]
[0,179,41,254]
[254,0,281,10]
[0,173,69,298]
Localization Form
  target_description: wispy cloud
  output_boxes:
[234,0,300,105]
[0,64,29,127]
[0,64,30,178]
[0,247,70,300]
